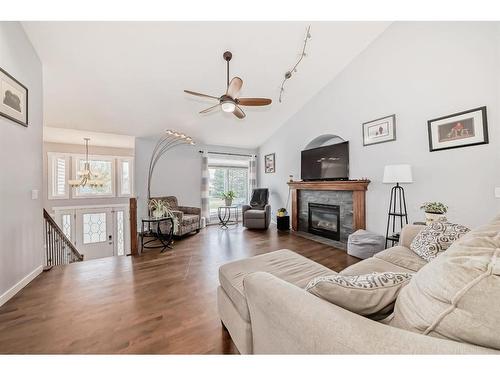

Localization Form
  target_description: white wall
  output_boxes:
[0,22,43,304]
[135,138,257,223]
[258,22,500,235]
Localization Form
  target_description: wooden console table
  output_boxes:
[287,180,370,232]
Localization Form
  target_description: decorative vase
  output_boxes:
[425,212,446,225]
[225,198,233,206]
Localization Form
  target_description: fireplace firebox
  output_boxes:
[308,203,340,241]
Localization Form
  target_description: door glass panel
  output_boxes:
[62,214,71,240]
[116,211,124,256]
[83,212,107,244]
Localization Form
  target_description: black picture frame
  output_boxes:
[427,106,488,152]
[362,114,396,146]
[264,153,275,173]
[0,66,29,127]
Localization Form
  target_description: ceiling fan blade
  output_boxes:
[238,98,272,106]
[233,105,246,119]
[226,77,243,99]
[184,90,219,100]
[199,104,220,114]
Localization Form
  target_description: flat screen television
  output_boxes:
[301,141,349,181]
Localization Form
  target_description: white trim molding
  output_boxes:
[0,265,43,307]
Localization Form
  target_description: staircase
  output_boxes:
[43,209,84,269]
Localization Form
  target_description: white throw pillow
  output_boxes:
[389,216,500,350]
[306,272,413,320]
[410,222,469,262]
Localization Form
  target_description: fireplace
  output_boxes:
[308,203,341,241]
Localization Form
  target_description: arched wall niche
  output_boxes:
[303,134,346,150]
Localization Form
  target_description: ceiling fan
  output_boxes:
[184,51,272,119]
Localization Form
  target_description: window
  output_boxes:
[116,210,125,256]
[208,160,249,216]
[48,152,133,200]
[82,212,107,244]
[48,153,69,199]
[62,214,72,240]
[117,158,134,197]
[72,156,115,198]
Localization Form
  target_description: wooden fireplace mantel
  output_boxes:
[287,180,370,232]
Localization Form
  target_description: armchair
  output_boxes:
[150,196,201,236]
[242,188,271,229]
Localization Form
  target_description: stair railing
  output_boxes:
[43,209,83,269]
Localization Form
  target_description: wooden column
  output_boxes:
[287,180,370,232]
[130,197,138,256]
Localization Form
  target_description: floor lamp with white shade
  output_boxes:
[383,164,413,248]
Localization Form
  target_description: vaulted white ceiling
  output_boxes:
[22,22,390,148]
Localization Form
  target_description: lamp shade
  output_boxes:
[383,164,413,184]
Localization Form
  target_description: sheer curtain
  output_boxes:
[248,155,257,201]
[201,152,210,223]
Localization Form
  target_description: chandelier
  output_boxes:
[68,138,104,188]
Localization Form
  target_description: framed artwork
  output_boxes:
[264,153,275,173]
[362,114,396,146]
[0,67,28,127]
[427,106,488,152]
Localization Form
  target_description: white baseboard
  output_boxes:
[0,265,43,307]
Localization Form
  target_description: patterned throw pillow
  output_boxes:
[306,272,413,320]
[410,222,470,262]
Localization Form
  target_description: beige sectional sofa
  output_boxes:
[217,218,500,354]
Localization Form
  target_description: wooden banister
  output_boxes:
[130,197,138,255]
[43,209,83,269]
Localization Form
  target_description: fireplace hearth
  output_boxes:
[308,203,340,241]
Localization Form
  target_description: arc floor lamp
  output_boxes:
[147,130,195,200]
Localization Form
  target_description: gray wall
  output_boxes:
[258,22,500,235]
[43,142,134,212]
[0,22,44,300]
[135,138,257,224]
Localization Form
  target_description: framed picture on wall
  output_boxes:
[264,153,275,173]
[362,114,396,146]
[0,67,28,127]
[427,106,488,152]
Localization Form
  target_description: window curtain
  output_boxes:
[201,153,210,223]
[248,155,257,202]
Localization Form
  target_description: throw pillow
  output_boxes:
[410,221,469,262]
[389,215,500,350]
[306,272,413,320]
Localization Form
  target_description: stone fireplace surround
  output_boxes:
[288,180,370,250]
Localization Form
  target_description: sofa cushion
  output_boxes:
[182,214,199,225]
[410,221,470,262]
[340,256,413,276]
[306,272,412,320]
[244,209,266,219]
[389,216,500,350]
[219,249,333,322]
[374,246,427,272]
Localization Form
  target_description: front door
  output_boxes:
[75,207,114,260]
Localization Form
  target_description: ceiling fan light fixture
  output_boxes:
[221,101,236,113]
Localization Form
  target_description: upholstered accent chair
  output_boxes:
[151,196,201,236]
[242,188,271,229]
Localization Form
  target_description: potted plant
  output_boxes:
[420,202,448,224]
[149,199,168,218]
[148,199,179,233]
[277,208,288,217]
[221,191,236,206]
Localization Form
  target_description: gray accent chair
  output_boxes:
[242,188,271,229]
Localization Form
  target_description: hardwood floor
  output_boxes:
[0,224,359,354]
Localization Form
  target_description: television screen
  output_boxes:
[301,141,349,181]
